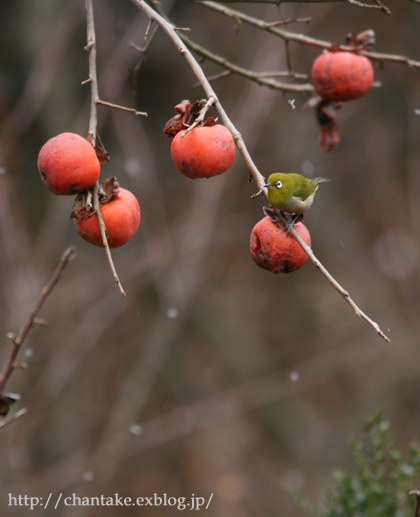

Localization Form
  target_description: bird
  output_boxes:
[264,173,330,233]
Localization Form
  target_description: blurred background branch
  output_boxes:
[0,0,419,516]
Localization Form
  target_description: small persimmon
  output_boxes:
[38,133,101,195]
[311,51,374,102]
[171,124,235,179]
[74,188,140,248]
[250,217,311,274]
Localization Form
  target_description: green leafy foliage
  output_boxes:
[292,411,420,517]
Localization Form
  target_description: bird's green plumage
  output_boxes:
[265,173,330,214]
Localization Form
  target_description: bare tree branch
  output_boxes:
[130,0,390,341]
[130,24,160,93]
[96,99,147,116]
[208,0,400,11]
[0,247,74,395]
[199,1,420,68]
[181,33,314,93]
[85,0,126,297]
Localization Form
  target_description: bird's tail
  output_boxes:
[313,177,331,188]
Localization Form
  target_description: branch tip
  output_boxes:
[0,408,28,430]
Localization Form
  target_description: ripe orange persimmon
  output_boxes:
[250,217,311,274]
[74,188,140,248]
[171,124,235,179]
[311,51,374,102]
[38,133,101,195]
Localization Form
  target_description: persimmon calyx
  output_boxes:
[70,177,121,221]
[98,176,121,204]
[94,146,110,166]
[344,30,376,51]
[163,98,217,138]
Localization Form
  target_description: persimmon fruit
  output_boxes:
[311,51,374,102]
[250,217,311,273]
[74,188,140,248]
[38,133,101,195]
[171,124,235,179]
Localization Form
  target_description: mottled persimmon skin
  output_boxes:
[171,124,235,179]
[74,188,140,248]
[38,133,101,195]
[250,217,311,274]
[311,52,374,102]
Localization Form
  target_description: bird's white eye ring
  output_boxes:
[276,181,282,189]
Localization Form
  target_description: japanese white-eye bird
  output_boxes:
[264,173,330,232]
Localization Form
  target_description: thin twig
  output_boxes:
[373,0,391,13]
[92,184,126,297]
[192,70,232,87]
[181,33,314,93]
[192,69,308,88]
[285,39,292,73]
[130,25,160,94]
[144,18,153,40]
[97,99,147,116]
[275,210,390,342]
[209,0,392,8]
[347,0,390,12]
[85,0,126,297]
[256,71,308,79]
[0,408,28,430]
[198,1,420,68]
[84,3,149,118]
[265,17,312,27]
[130,0,390,342]
[0,247,75,392]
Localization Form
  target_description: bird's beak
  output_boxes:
[263,183,272,189]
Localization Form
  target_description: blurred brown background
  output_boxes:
[0,0,419,515]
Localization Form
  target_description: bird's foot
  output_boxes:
[262,205,276,219]
[263,207,290,231]
[284,213,304,234]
